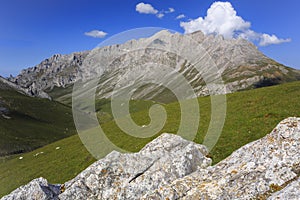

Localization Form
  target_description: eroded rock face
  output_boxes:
[2,118,300,200]
[58,134,211,199]
[144,117,300,199]
[1,178,60,200]
[1,133,211,200]
[0,76,50,99]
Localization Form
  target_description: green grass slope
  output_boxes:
[46,85,74,106]
[0,83,76,156]
[1,81,300,197]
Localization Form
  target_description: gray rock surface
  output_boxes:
[0,76,50,99]
[58,133,211,199]
[268,177,300,200]
[144,117,300,199]
[1,178,60,200]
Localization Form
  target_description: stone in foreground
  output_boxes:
[58,133,211,199]
[144,117,300,199]
[1,133,211,200]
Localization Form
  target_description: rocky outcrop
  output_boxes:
[2,118,300,199]
[59,134,211,200]
[7,31,300,102]
[1,134,211,200]
[0,76,50,99]
[1,178,60,200]
[144,117,300,199]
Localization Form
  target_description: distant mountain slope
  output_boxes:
[0,78,76,156]
[7,31,300,104]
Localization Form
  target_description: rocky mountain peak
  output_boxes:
[4,31,300,103]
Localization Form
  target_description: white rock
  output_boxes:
[1,178,60,200]
[58,133,211,200]
[144,117,300,199]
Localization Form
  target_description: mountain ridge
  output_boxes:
[5,30,300,104]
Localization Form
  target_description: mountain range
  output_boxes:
[5,30,300,104]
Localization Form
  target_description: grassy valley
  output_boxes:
[1,81,300,197]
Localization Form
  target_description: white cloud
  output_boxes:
[136,2,158,14]
[259,34,291,46]
[84,30,107,38]
[157,7,174,18]
[176,14,186,20]
[180,2,250,38]
[168,8,175,13]
[156,13,165,19]
[135,3,175,19]
[180,1,291,46]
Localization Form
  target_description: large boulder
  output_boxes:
[58,133,211,199]
[144,117,300,199]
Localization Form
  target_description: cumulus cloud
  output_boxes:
[180,1,290,46]
[180,2,250,38]
[135,3,175,19]
[84,30,107,38]
[136,2,158,14]
[176,14,186,20]
[259,34,291,46]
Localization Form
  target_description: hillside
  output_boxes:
[2,118,300,199]
[1,81,300,197]
[0,78,76,156]
[0,73,156,157]
[7,31,300,104]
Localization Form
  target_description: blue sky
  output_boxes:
[0,0,299,77]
